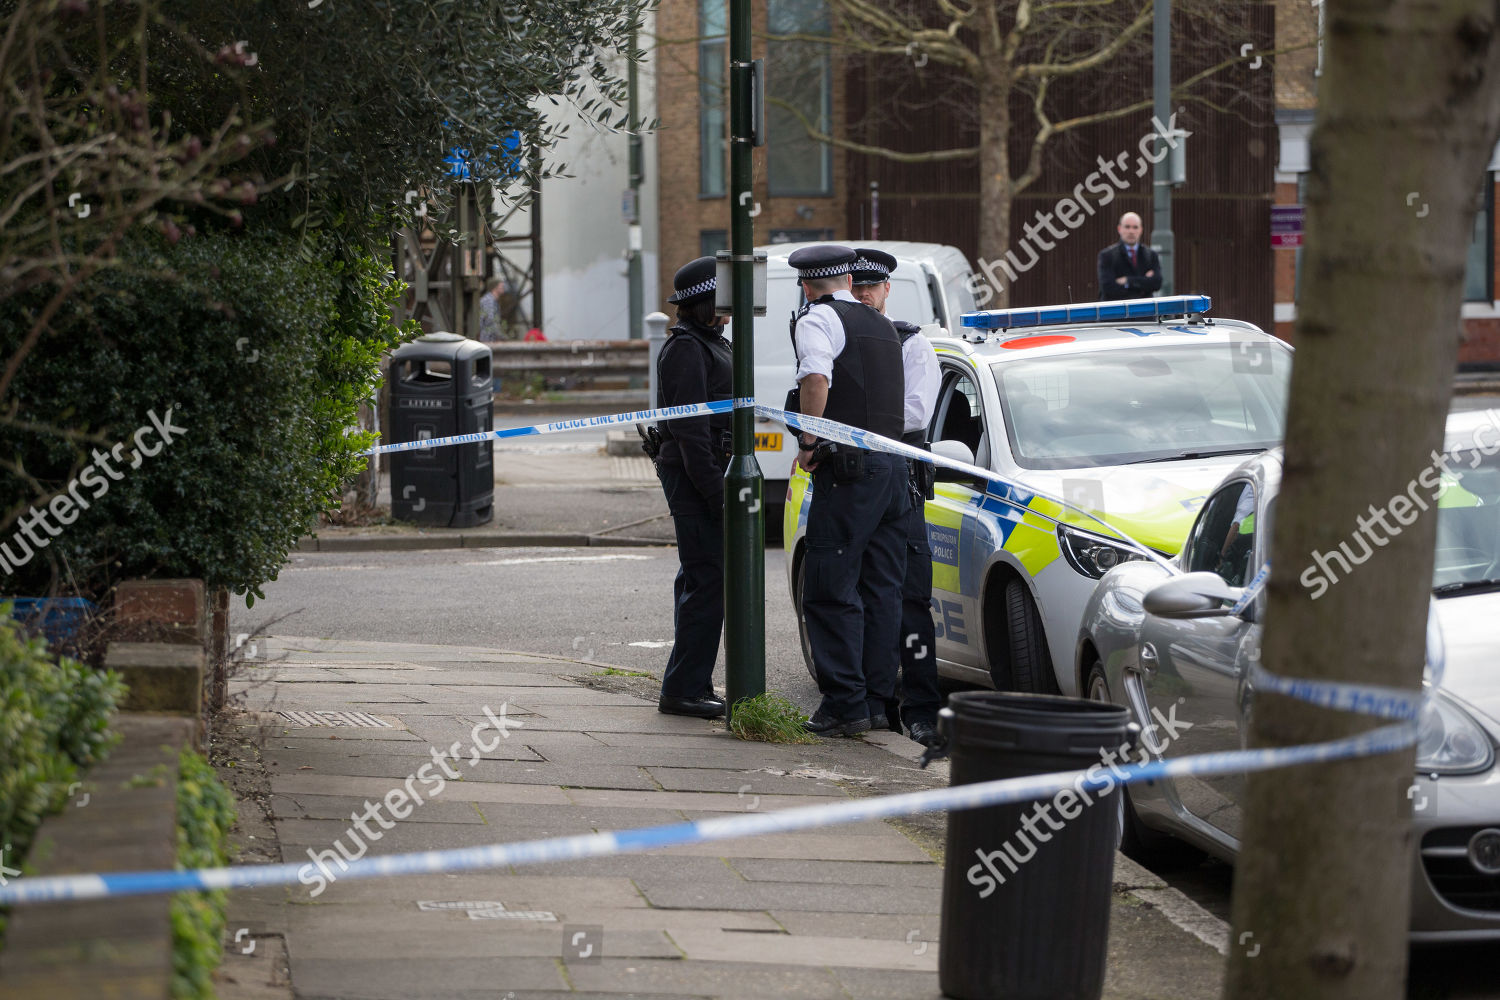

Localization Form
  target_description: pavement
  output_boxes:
[213,636,1227,1000]
[207,400,1246,998]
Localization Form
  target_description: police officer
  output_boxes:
[849,249,942,748]
[789,245,908,736]
[654,257,732,719]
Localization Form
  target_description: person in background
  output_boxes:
[478,276,506,342]
[1096,212,1161,301]
[654,256,732,719]
[850,248,941,748]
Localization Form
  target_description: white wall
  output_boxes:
[497,24,659,342]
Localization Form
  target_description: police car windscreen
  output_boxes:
[992,344,1289,470]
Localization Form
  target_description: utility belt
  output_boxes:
[636,425,732,472]
[902,430,936,502]
[807,439,865,484]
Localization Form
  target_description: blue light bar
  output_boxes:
[961,295,1213,331]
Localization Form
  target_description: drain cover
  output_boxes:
[467,909,556,921]
[278,710,392,728]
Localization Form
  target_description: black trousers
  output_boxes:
[658,461,723,700]
[894,492,940,728]
[801,451,909,721]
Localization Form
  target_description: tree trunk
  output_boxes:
[1225,3,1500,998]
[976,59,1014,309]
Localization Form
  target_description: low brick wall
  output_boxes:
[0,714,196,999]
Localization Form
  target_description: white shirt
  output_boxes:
[793,289,859,386]
[901,328,941,434]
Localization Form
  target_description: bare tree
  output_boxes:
[764,0,1287,305]
[1225,2,1500,997]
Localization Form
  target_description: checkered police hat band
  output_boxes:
[676,277,715,298]
[852,258,890,279]
[797,263,850,278]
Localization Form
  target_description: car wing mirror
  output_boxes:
[1142,572,1244,619]
[931,439,979,484]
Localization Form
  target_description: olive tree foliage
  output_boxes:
[0,0,646,601]
[155,0,645,238]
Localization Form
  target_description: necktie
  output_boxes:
[1127,245,1137,267]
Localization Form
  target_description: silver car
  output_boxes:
[1077,410,1500,941]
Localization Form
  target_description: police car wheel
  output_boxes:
[794,559,817,681]
[1003,579,1061,695]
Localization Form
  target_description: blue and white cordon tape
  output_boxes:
[0,715,1418,906]
[0,401,1430,907]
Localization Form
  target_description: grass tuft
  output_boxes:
[592,667,653,678]
[729,692,819,744]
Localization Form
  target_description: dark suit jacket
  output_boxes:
[1097,242,1163,300]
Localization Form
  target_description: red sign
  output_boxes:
[1271,205,1303,249]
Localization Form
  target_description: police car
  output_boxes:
[782,295,1292,695]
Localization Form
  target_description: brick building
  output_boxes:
[654,0,850,306]
[1272,0,1500,366]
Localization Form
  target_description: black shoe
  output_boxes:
[868,713,889,732]
[908,720,942,748]
[806,710,872,737]
[659,694,726,719]
[698,691,726,708]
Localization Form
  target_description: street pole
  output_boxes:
[627,22,644,341]
[723,0,765,720]
[1151,0,1174,295]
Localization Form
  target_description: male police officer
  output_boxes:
[850,249,941,748]
[788,244,908,736]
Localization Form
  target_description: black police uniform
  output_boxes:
[891,319,940,737]
[791,246,909,733]
[654,259,733,717]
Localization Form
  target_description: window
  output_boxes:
[1295,173,1493,302]
[932,368,987,466]
[1465,177,1494,302]
[1186,482,1257,587]
[766,0,832,196]
[699,0,727,197]
[700,229,728,257]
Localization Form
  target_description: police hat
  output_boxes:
[787,244,857,280]
[851,248,898,285]
[667,256,717,304]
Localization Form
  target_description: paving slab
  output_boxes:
[224,633,1254,1000]
[636,879,942,914]
[269,774,574,805]
[728,858,943,888]
[667,928,935,972]
[289,957,569,999]
[563,958,849,999]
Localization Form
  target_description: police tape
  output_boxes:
[366,399,738,456]
[361,394,1172,570]
[756,402,1177,573]
[0,716,1417,906]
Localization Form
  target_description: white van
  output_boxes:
[746,240,978,534]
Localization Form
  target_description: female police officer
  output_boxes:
[655,257,733,718]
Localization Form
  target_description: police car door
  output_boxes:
[925,363,991,674]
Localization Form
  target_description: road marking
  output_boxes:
[464,554,655,567]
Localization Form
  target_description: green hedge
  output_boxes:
[171,747,236,1000]
[0,612,123,861]
[0,228,412,603]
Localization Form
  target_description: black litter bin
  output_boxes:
[388,332,494,527]
[938,691,1131,1000]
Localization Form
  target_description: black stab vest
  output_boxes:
[800,296,903,440]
